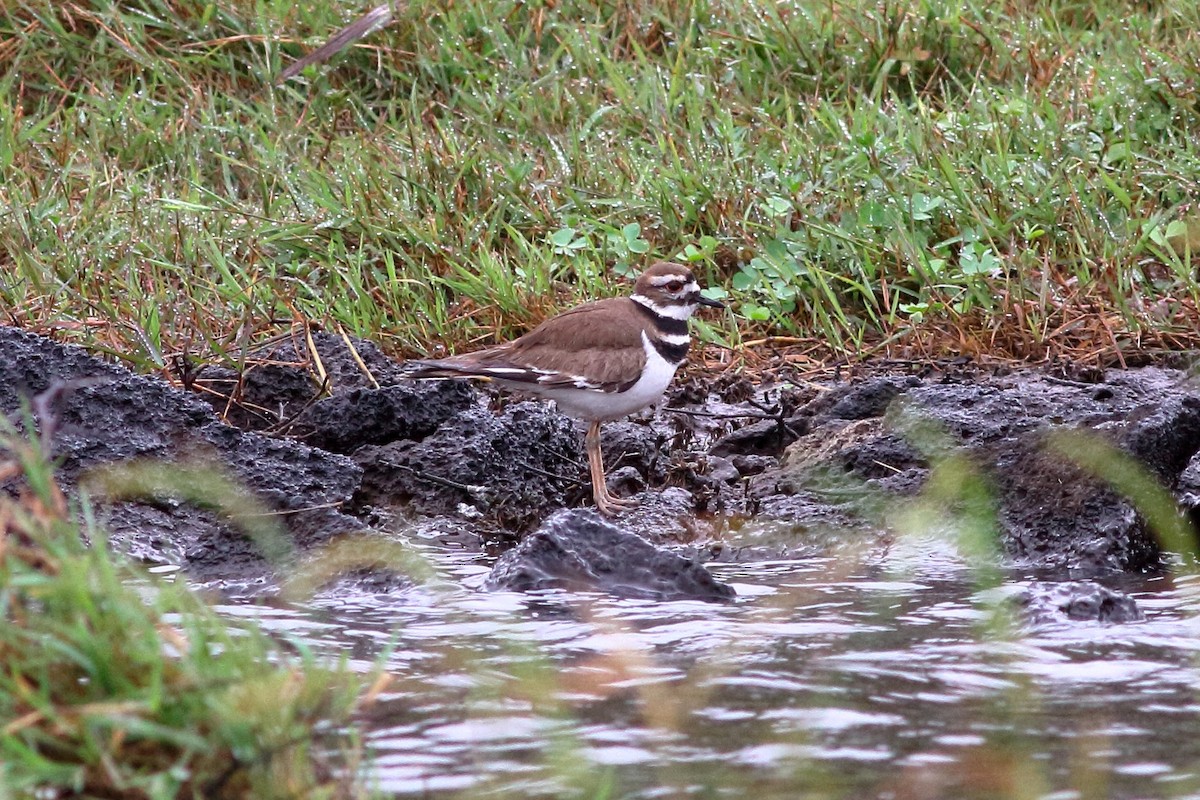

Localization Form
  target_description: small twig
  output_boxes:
[384,461,486,496]
[511,458,586,488]
[237,500,349,517]
[339,324,379,389]
[662,407,781,422]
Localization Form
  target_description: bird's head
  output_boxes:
[631,261,724,320]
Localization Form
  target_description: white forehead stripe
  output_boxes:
[648,272,691,286]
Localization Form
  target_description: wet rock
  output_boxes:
[1015,582,1142,624]
[313,567,413,595]
[613,485,721,544]
[352,401,584,529]
[827,376,921,420]
[0,326,368,587]
[906,372,1200,574]
[730,454,775,477]
[899,369,1188,443]
[600,421,669,484]
[836,432,927,483]
[293,382,476,454]
[199,361,318,431]
[710,416,808,458]
[485,509,736,602]
[780,418,927,496]
[751,483,884,529]
[605,466,646,498]
[1175,453,1200,531]
[706,455,740,484]
[195,332,477,446]
[194,331,410,430]
[1121,395,1200,484]
[766,369,1200,576]
[988,442,1154,574]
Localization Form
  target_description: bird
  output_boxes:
[403,261,724,516]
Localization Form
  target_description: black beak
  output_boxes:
[695,293,725,309]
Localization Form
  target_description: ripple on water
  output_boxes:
[216,543,1200,799]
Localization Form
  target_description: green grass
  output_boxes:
[0,415,373,798]
[2,0,1200,371]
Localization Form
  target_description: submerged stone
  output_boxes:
[1015,581,1143,624]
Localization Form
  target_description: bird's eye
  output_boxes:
[665,280,685,293]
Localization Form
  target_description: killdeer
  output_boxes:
[403,261,724,516]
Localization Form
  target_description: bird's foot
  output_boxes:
[594,490,639,517]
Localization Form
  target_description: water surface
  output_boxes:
[219,530,1200,799]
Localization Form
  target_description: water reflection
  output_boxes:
[217,538,1200,799]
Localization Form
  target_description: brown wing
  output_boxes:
[459,298,648,390]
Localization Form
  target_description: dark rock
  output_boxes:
[992,442,1155,574]
[1176,452,1200,534]
[1015,582,1142,623]
[827,376,921,420]
[730,454,775,477]
[605,466,646,497]
[0,326,369,588]
[779,419,890,488]
[706,455,740,484]
[766,369,1200,576]
[600,421,668,483]
[834,432,927,482]
[198,362,319,431]
[315,567,413,595]
[750,489,873,534]
[710,416,808,458]
[485,510,736,602]
[353,401,584,529]
[897,369,1188,443]
[866,465,930,496]
[293,382,476,453]
[194,331,424,430]
[1122,395,1200,484]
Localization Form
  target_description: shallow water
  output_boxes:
[218,530,1200,800]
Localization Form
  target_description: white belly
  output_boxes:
[548,331,679,421]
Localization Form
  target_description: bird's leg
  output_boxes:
[585,420,638,516]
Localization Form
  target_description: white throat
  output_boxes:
[631,294,696,321]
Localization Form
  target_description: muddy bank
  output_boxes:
[761,370,1200,575]
[0,326,367,591]
[4,326,1200,607]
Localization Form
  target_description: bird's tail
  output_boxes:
[401,358,558,387]
[400,358,491,381]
